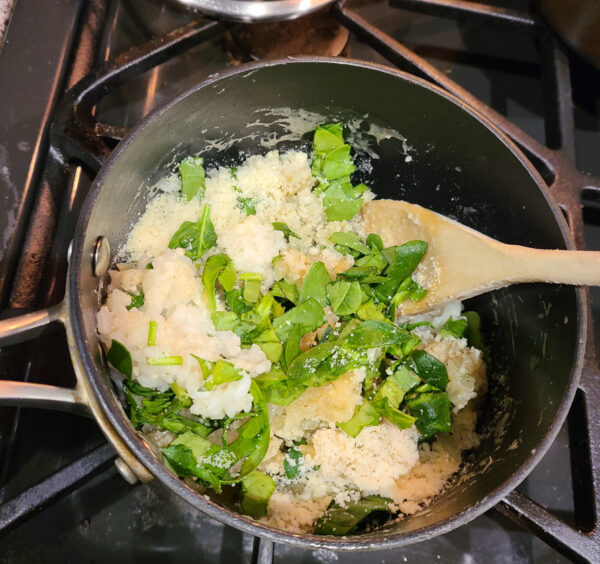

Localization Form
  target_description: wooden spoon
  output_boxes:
[361,199,599,316]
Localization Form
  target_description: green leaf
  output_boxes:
[322,145,356,180]
[326,280,362,316]
[240,471,276,518]
[341,320,414,349]
[313,495,393,536]
[254,326,283,363]
[283,446,303,479]
[202,254,231,313]
[322,182,363,222]
[366,233,384,251]
[240,272,262,303]
[168,204,217,261]
[179,156,205,201]
[337,266,379,280]
[238,196,256,216]
[287,342,364,389]
[162,443,222,491]
[356,300,387,322]
[126,289,144,310]
[313,123,344,154]
[199,359,243,391]
[272,222,300,241]
[337,400,380,438]
[225,288,252,314]
[405,391,451,441]
[299,261,331,306]
[212,311,239,331]
[404,349,448,390]
[464,311,485,350]
[375,241,428,302]
[107,340,132,379]
[390,364,421,392]
[329,232,371,255]
[440,317,468,339]
[272,298,326,342]
[272,280,299,306]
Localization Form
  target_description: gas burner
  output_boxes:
[228,8,349,60]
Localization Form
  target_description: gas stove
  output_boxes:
[1,1,599,562]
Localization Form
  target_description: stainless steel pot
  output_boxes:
[0,58,585,550]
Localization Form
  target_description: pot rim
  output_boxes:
[68,56,586,550]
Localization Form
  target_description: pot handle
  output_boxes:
[0,303,63,346]
[0,303,91,416]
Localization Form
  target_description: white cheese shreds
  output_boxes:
[309,422,420,501]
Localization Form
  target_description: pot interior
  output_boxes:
[71,59,581,547]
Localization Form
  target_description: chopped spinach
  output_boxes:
[313,495,393,536]
[168,204,216,261]
[179,156,205,201]
[272,221,300,241]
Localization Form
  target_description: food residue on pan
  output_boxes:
[97,123,487,535]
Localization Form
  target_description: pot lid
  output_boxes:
[171,0,336,23]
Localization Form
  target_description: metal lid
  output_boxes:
[171,0,336,23]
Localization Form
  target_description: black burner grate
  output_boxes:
[1,1,599,562]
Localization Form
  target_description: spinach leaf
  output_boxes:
[322,145,355,180]
[329,232,371,255]
[322,182,363,221]
[366,233,384,251]
[440,317,468,339]
[272,298,326,342]
[464,310,485,350]
[238,196,256,215]
[287,342,364,388]
[404,349,448,390]
[225,288,252,314]
[240,272,262,303]
[341,320,414,349]
[283,446,303,479]
[375,240,428,301]
[240,470,276,518]
[197,358,243,391]
[202,254,232,313]
[272,280,299,306]
[299,261,331,306]
[254,326,283,363]
[168,204,216,261]
[107,339,132,379]
[337,400,380,438]
[126,289,144,310]
[356,300,387,322]
[179,156,205,201]
[272,222,300,241]
[326,280,362,316]
[313,495,393,536]
[405,390,451,441]
[313,122,344,154]
[162,443,222,491]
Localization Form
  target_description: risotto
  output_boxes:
[98,123,487,535]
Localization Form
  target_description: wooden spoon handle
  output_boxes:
[498,244,600,286]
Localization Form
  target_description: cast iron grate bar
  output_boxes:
[4,0,599,560]
[0,443,115,534]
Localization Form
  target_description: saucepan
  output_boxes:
[0,58,584,550]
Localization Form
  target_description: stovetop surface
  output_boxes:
[1,1,599,562]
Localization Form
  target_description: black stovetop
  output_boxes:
[1,1,599,562]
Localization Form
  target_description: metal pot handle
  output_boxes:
[0,303,91,416]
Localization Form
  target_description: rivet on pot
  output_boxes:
[114,457,138,485]
[92,236,110,278]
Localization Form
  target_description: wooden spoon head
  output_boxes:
[361,200,505,315]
